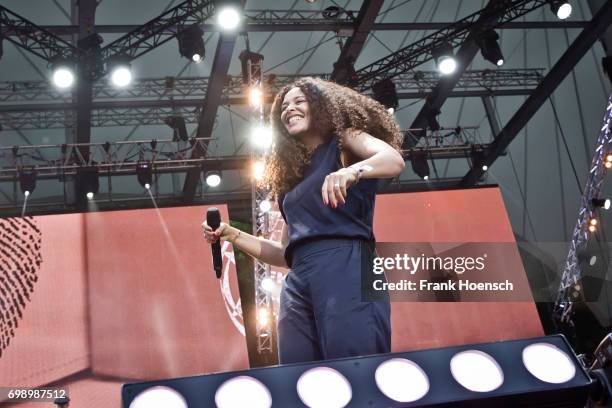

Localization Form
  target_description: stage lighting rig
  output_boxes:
[136,161,153,190]
[592,198,611,210]
[108,55,132,88]
[217,5,241,31]
[432,42,457,75]
[478,30,504,67]
[50,58,76,89]
[19,169,37,196]
[372,79,399,111]
[177,24,205,63]
[549,0,572,20]
[410,150,430,180]
[205,171,221,187]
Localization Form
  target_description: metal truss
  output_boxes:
[0,137,254,181]
[98,0,215,70]
[353,0,549,91]
[0,68,543,103]
[0,5,77,60]
[0,69,542,130]
[553,94,612,326]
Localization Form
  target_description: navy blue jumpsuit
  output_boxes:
[277,133,391,364]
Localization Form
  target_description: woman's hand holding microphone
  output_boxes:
[201,221,240,244]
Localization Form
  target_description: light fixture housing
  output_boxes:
[205,171,221,187]
[50,58,76,89]
[550,0,572,20]
[478,30,505,67]
[108,55,133,87]
[432,42,457,75]
[177,24,205,63]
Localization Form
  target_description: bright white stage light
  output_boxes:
[253,161,265,181]
[387,107,395,115]
[206,172,221,187]
[450,350,504,392]
[496,58,504,66]
[215,376,272,408]
[257,307,270,327]
[261,277,274,292]
[251,125,273,149]
[297,367,352,408]
[144,183,151,190]
[482,165,488,171]
[259,199,272,213]
[192,53,202,63]
[24,191,30,197]
[86,192,94,200]
[423,175,429,181]
[111,66,132,87]
[556,3,572,20]
[52,66,75,89]
[250,87,263,107]
[129,386,188,408]
[375,358,429,403]
[605,199,611,210]
[217,7,241,30]
[438,56,457,75]
[522,343,576,384]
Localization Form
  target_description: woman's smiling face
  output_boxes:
[280,87,311,137]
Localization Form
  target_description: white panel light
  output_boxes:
[450,350,504,392]
[522,343,576,384]
[129,386,188,408]
[297,367,352,408]
[111,66,132,87]
[215,376,272,408]
[217,7,241,30]
[375,358,429,403]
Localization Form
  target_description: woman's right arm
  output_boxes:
[202,220,289,268]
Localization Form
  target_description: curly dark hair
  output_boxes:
[263,76,403,196]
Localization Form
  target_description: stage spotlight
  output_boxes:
[51,59,75,89]
[253,160,265,181]
[372,78,399,111]
[257,307,270,327]
[450,350,504,392]
[478,30,504,67]
[297,367,352,408]
[178,24,205,63]
[261,277,274,292]
[205,171,221,187]
[410,150,430,180]
[471,145,488,172]
[432,42,457,75]
[550,0,572,20]
[249,86,263,108]
[76,166,99,202]
[588,218,598,233]
[19,169,37,196]
[217,6,241,30]
[259,199,272,213]
[108,56,132,87]
[250,125,273,149]
[215,377,272,408]
[136,161,152,189]
[592,198,611,210]
[375,358,429,403]
[129,386,188,408]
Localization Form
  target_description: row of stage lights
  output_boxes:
[49,6,241,89]
[123,334,600,408]
[48,2,573,88]
[585,153,612,234]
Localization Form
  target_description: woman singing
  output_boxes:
[202,77,405,364]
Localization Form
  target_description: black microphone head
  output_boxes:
[207,207,221,229]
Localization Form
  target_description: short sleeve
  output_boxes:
[277,193,287,223]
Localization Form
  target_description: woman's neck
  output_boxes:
[297,132,327,150]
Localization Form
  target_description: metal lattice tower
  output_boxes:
[554,94,612,325]
[243,50,274,354]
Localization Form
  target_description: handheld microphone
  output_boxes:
[207,207,222,279]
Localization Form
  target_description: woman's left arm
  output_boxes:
[321,130,405,207]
